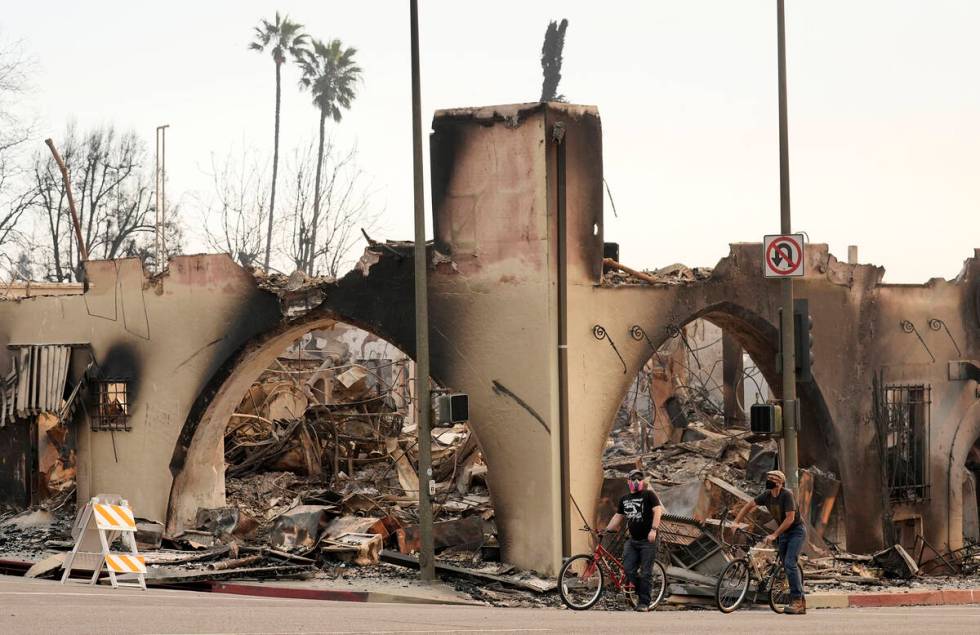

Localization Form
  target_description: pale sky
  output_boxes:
[3,0,979,282]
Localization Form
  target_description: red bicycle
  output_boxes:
[558,524,668,611]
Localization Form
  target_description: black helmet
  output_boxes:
[627,469,644,481]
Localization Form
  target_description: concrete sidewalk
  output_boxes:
[9,552,980,610]
[203,578,980,611]
[205,576,483,606]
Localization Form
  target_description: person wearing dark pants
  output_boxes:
[604,469,664,611]
[777,522,806,605]
[622,536,659,608]
[733,469,807,614]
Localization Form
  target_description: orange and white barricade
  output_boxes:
[60,496,146,590]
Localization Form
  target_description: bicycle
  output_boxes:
[558,524,668,611]
[714,509,805,613]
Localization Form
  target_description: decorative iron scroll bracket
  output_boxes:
[593,324,626,373]
[928,318,962,357]
[630,325,656,351]
[901,320,935,363]
[665,323,700,369]
[631,324,671,367]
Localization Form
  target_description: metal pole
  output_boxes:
[409,0,435,582]
[155,125,169,273]
[777,0,799,493]
[161,125,168,268]
[155,129,160,271]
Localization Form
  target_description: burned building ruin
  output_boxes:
[1,102,979,576]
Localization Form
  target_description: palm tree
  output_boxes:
[249,12,308,271]
[298,38,362,275]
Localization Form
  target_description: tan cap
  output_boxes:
[766,470,786,483]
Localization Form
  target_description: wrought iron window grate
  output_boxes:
[882,384,930,501]
[93,381,130,431]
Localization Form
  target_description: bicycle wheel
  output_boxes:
[768,561,805,614]
[559,554,605,610]
[715,558,751,613]
[648,560,668,610]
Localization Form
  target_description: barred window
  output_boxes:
[883,385,930,501]
[92,381,130,431]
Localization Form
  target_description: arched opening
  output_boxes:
[597,303,845,564]
[932,398,980,559]
[167,316,493,560]
[945,375,980,553]
[962,438,980,544]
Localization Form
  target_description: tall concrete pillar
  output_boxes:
[428,103,604,574]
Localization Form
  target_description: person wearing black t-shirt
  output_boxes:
[604,469,664,611]
[733,469,807,615]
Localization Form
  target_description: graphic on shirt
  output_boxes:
[622,498,644,521]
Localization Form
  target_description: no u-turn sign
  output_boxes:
[763,234,805,278]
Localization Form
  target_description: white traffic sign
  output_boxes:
[763,234,805,278]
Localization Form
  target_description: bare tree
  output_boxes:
[0,163,33,250]
[29,123,158,281]
[202,147,270,269]
[282,139,378,277]
[0,33,35,257]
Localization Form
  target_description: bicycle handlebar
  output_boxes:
[718,507,766,550]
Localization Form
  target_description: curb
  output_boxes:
[208,581,482,606]
[808,588,980,609]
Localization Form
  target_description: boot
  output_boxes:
[783,597,806,615]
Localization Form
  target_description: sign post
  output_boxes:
[773,0,800,495]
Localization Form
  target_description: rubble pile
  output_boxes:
[602,258,713,287]
[158,326,532,602]
[605,421,765,494]
[0,488,74,559]
[249,268,335,314]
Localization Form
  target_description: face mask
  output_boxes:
[628,478,644,493]
[766,479,779,491]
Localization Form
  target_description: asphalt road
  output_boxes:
[1,575,978,634]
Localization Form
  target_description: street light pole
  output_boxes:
[409,0,435,582]
[777,0,800,493]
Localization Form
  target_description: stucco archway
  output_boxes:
[943,399,980,551]
[629,301,843,475]
[166,310,423,534]
[577,300,844,554]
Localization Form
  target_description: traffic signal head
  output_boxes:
[794,298,814,382]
